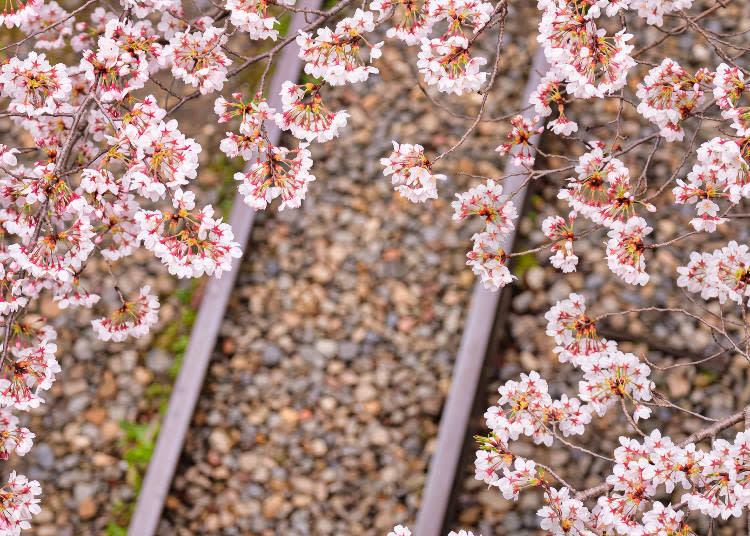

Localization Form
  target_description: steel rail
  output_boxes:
[414,47,549,536]
[127,4,320,533]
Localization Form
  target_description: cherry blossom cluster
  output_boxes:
[714,62,750,137]
[545,293,653,420]
[381,141,447,202]
[530,73,578,136]
[417,35,488,95]
[672,137,748,232]
[677,241,750,306]
[276,81,350,143]
[296,8,383,85]
[227,0,295,41]
[470,288,736,534]
[559,146,650,227]
[544,292,615,366]
[214,91,319,210]
[636,58,713,142]
[162,25,232,95]
[537,0,635,99]
[495,115,543,167]
[605,216,652,286]
[451,179,517,290]
[542,212,578,272]
[630,0,694,27]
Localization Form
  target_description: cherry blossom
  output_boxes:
[678,241,750,306]
[426,0,494,37]
[676,251,715,301]
[641,501,694,535]
[495,115,543,167]
[538,1,635,98]
[20,0,72,50]
[0,263,28,316]
[0,52,72,117]
[672,138,748,232]
[578,347,654,421]
[605,216,652,286]
[91,286,160,342]
[8,216,95,283]
[370,0,436,45]
[630,0,694,27]
[713,62,750,137]
[275,82,350,143]
[0,410,33,460]
[545,293,616,366]
[136,198,242,279]
[636,58,713,142]
[474,433,514,485]
[296,9,382,86]
[387,526,412,536]
[0,472,41,535]
[52,276,101,310]
[124,118,202,199]
[465,231,515,291]
[162,26,232,95]
[417,35,487,95]
[235,145,316,211]
[0,0,41,29]
[120,0,181,18]
[483,370,591,448]
[529,73,579,135]
[0,341,60,411]
[0,146,19,168]
[496,457,542,500]
[537,486,593,536]
[228,0,284,41]
[542,213,578,273]
[559,145,653,227]
[381,141,446,203]
[452,179,517,236]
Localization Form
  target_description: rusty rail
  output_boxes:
[127,4,320,533]
[414,47,549,536]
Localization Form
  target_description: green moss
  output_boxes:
[695,368,718,387]
[512,253,539,278]
[106,500,135,533]
[106,521,128,536]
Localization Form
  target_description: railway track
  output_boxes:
[415,49,548,536]
[127,18,547,536]
[127,3,320,533]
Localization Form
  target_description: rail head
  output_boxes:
[414,47,549,536]
[126,3,321,534]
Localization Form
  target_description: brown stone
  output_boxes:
[279,408,299,426]
[221,338,236,355]
[262,493,284,519]
[84,407,107,425]
[77,499,97,520]
[92,453,117,468]
[100,421,122,442]
[133,367,153,385]
[97,372,117,399]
